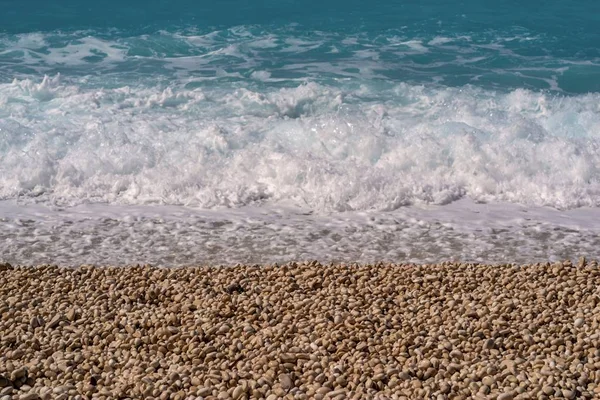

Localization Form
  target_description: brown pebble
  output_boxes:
[19,394,40,400]
[197,387,212,397]
[0,377,9,389]
[279,374,293,391]
[232,385,245,399]
[10,368,27,381]
[46,314,63,329]
[497,393,514,400]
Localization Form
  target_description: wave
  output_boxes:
[2,27,599,92]
[1,75,600,211]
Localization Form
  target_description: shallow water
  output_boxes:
[1,199,598,266]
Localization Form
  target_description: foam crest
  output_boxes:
[12,74,65,101]
[1,76,600,211]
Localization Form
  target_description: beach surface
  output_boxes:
[1,261,599,400]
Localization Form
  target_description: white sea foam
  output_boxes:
[44,36,127,66]
[1,76,600,211]
[0,34,127,73]
[15,33,48,49]
[428,36,454,46]
[398,40,429,53]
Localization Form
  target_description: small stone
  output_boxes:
[316,387,332,395]
[575,318,584,328]
[0,376,9,388]
[47,314,63,329]
[562,389,576,399]
[196,387,212,397]
[447,363,461,374]
[482,376,495,387]
[217,391,229,400]
[279,374,293,391]
[372,373,386,382]
[335,375,347,386]
[232,386,245,400]
[218,324,231,334]
[542,386,554,395]
[398,371,411,380]
[10,368,27,381]
[52,386,69,394]
[66,308,78,322]
[327,388,348,398]
[19,394,40,400]
[434,382,448,393]
[279,353,297,363]
[497,393,514,400]
[479,385,491,395]
[225,283,244,294]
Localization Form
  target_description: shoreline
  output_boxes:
[3,198,600,267]
[1,261,599,399]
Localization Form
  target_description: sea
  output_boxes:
[1,1,600,266]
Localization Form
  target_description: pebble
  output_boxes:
[279,374,293,390]
[482,376,495,387]
[19,394,40,400]
[497,393,514,400]
[196,387,212,397]
[0,262,597,399]
[0,378,9,389]
[232,386,245,399]
[46,314,63,329]
[10,367,27,381]
[541,385,554,395]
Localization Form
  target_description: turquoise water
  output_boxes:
[2,1,600,91]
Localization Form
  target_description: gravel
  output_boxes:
[1,259,600,399]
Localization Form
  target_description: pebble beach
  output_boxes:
[1,260,600,400]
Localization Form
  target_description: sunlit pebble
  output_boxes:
[1,260,600,399]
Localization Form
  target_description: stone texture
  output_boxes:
[0,261,598,399]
